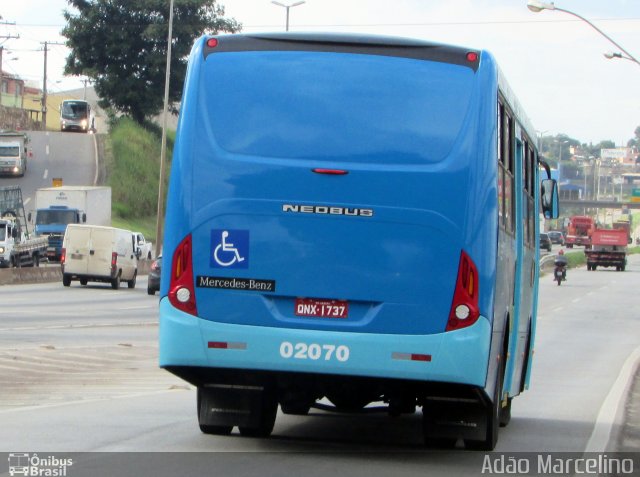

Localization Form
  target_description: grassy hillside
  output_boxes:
[104,118,173,242]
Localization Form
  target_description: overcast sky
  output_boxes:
[1,0,639,145]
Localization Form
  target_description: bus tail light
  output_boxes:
[446,251,480,331]
[169,234,198,316]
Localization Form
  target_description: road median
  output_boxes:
[0,260,151,286]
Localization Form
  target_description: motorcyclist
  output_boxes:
[554,249,568,281]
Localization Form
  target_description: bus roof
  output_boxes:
[204,32,481,72]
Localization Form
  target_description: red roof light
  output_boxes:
[206,38,218,48]
[466,52,479,63]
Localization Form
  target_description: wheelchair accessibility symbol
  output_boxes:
[211,229,249,268]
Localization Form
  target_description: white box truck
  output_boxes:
[31,186,111,261]
[61,224,139,289]
[0,131,29,177]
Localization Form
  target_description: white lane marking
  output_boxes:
[0,322,157,332]
[585,345,640,452]
[0,363,51,374]
[0,355,103,367]
[46,145,50,155]
[0,358,83,371]
[92,133,99,185]
[43,169,48,179]
[0,388,191,414]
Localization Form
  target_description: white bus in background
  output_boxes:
[60,99,95,133]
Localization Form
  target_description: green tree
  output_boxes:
[62,0,241,123]
[627,125,640,148]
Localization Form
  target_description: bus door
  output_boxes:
[504,135,535,397]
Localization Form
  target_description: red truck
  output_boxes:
[585,228,627,271]
[565,215,595,248]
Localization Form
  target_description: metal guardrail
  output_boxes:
[540,254,557,269]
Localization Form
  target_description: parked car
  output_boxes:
[147,255,162,295]
[539,233,552,252]
[547,231,565,245]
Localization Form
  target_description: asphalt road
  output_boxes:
[1,130,97,209]
[0,258,638,477]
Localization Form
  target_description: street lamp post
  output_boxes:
[604,51,637,64]
[555,139,568,162]
[527,1,640,67]
[271,1,306,31]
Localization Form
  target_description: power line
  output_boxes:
[9,16,640,28]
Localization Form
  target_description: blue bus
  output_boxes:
[159,33,559,450]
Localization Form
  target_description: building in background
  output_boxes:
[0,71,25,108]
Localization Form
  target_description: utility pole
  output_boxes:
[40,41,64,131]
[42,42,48,130]
[81,78,91,100]
[0,29,20,105]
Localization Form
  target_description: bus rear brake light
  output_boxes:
[169,234,198,316]
[446,251,480,331]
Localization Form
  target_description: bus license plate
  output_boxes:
[295,298,348,319]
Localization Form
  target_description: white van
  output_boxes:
[61,224,139,289]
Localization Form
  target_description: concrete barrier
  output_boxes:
[0,266,62,285]
[0,260,152,286]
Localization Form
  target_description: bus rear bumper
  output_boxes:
[159,299,490,388]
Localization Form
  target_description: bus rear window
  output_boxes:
[202,51,474,164]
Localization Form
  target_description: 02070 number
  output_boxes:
[279,342,350,362]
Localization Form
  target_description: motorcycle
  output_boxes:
[554,263,566,286]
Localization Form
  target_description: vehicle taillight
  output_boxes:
[169,234,197,316]
[61,248,66,264]
[446,251,480,332]
[110,251,118,274]
[151,259,159,271]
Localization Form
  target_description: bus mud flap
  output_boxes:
[422,395,487,442]
[199,383,267,428]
